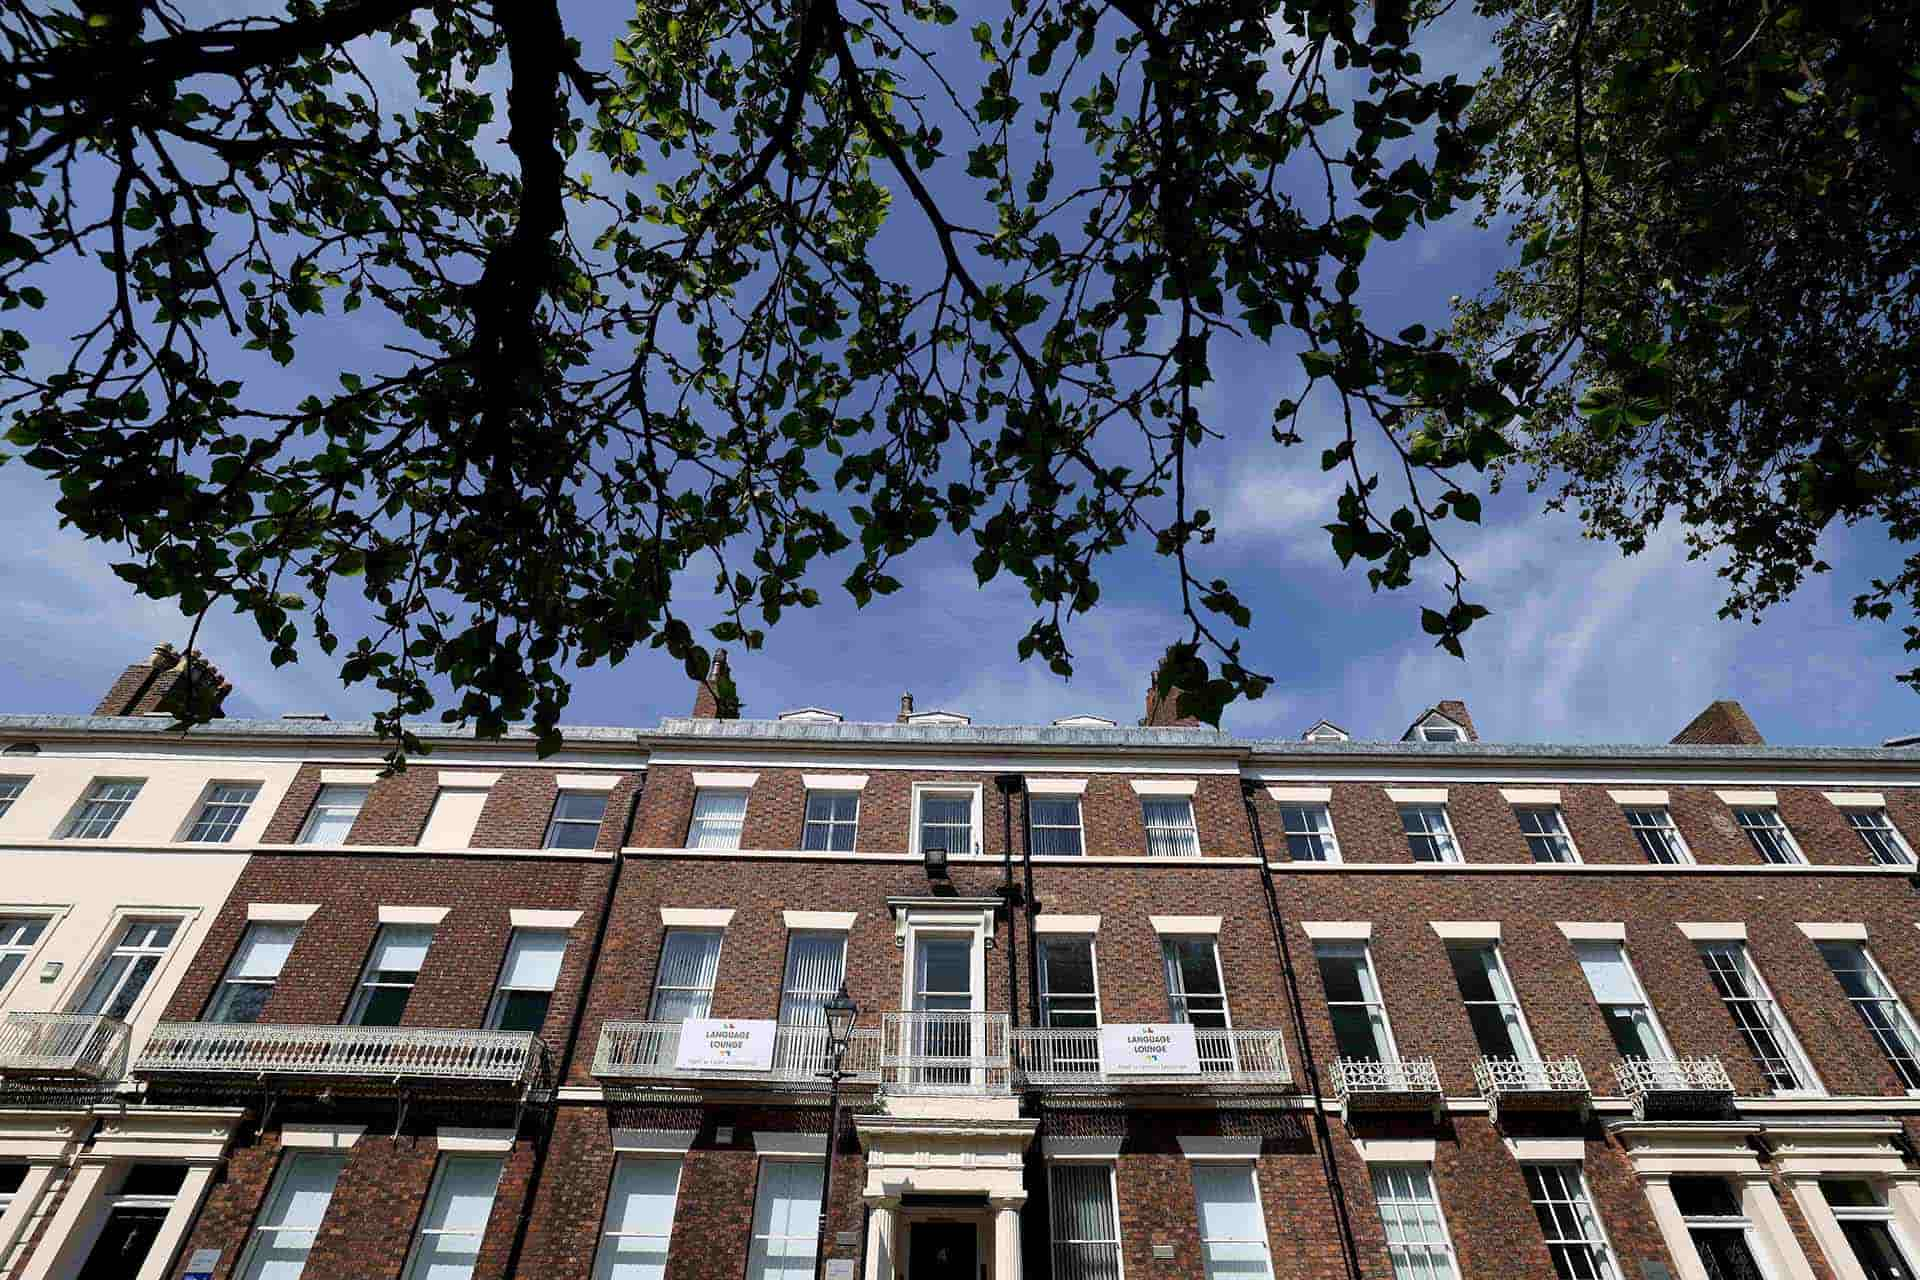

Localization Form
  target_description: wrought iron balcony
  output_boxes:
[1613,1056,1736,1120]
[135,1023,549,1091]
[879,1011,1012,1095]
[0,1012,130,1085]
[594,1021,882,1086]
[1472,1056,1591,1123]
[1329,1056,1442,1121]
[1012,1027,1292,1090]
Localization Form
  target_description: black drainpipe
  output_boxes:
[1017,779,1040,1024]
[500,768,644,1278]
[1241,780,1363,1280]
[995,775,1022,1028]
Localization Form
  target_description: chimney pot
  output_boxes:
[897,692,915,723]
[94,643,231,719]
[690,649,740,720]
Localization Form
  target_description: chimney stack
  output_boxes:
[1671,699,1764,746]
[897,692,914,723]
[94,643,232,720]
[690,649,741,720]
[1143,648,1205,728]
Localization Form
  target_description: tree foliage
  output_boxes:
[1449,0,1920,680]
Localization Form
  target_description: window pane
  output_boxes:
[650,931,722,1020]
[1193,1164,1272,1280]
[405,1157,502,1280]
[230,924,300,980]
[746,1161,823,1280]
[300,786,367,846]
[240,1153,345,1280]
[1143,798,1200,857]
[687,790,748,850]
[594,1158,682,1280]
[499,931,567,990]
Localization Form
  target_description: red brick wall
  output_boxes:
[261,763,642,852]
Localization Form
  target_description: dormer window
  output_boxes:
[777,708,844,724]
[1417,724,1463,743]
[1302,720,1350,743]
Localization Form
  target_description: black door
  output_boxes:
[909,1221,978,1280]
[76,1208,168,1280]
[1843,1220,1918,1280]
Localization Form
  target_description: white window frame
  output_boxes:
[910,782,983,857]
[1048,1160,1124,1280]
[1029,794,1086,857]
[686,788,749,850]
[1522,1162,1620,1280]
[0,913,54,997]
[182,781,262,844]
[1039,934,1101,1028]
[1572,939,1675,1062]
[61,778,144,839]
[486,928,569,1032]
[1821,1180,1920,1280]
[800,790,860,853]
[233,1151,346,1280]
[0,776,27,820]
[649,928,725,1021]
[1449,941,1540,1062]
[744,1157,823,1280]
[1733,807,1805,865]
[1191,1161,1275,1280]
[1814,941,1920,1092]
[1672,1177,1775,1280]
[1162,934,1233,1030]
[1514,806,1580,864]
[402,1155,504,1280]
[208,921,302,1023]
[69,915,183,1020]
[1417,723,1465,743]
[347,923,435,1026]
[1399,805,1462,863]
[1278,803,1340,862]
[1316,940,1399,1062]
[1141,795,1201,858]
[592,1155,684,1280]
[544,791,609,851]
[1846,809,1914,866]
[1372,1162,1461,1280]
[1622,808,1692,865]
[297,785,367,845]
[1698,941,1822,1095]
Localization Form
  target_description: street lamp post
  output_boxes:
[813,982,860,1280]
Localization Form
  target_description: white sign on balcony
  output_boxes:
[675,1019,777,1071]
[1099,1023,1200,1075]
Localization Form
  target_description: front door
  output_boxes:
[75,1207,167,1280]
[909,1220,979,1280]
[913,936,974,1086]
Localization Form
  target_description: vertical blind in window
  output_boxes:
[745,1160,823,1280]
[1029,797,1085,856]
[1050,1163,1123,1280]
[687,790,748,850]
[404,1156,503,1280]
[650,930,723,1021]
[237,1152,345,1280]
[776,932,847,1074]
[593,1157,684,1280]
[209,922,301,1023]
[917,792,974,855]
[1192,1164,1274,1280]
[1142,798,1200,857]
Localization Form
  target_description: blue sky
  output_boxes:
[1,4,1913,747]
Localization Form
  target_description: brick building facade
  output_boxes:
[4,651,1920,1280]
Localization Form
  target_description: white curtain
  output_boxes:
[404,1156,503,1280]
[231,923,300,980]
[688,790,748,849]
[745,1161,823,1280]
[499,930,567,992]
[650,930,723,1020]
[1193,1165,1273,1280]
[239,1153,345,1280]
[593,1158,683,1280]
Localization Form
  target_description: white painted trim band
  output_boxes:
[1266,786,1333,804]
[1149,914,1222,935]
[280,1124,364,1150]
[611,1128,698,1154]
[1130,778,1198,797]
[1608,789,1671,806]
[510,908,583,930]
[1557,922,1627,941]
[1716,790,1777,807]
[1352,1138,1436,1163]
[1036,914,1102,935]
[1797,922,1868,942]
[784,910,858,931]
[319,768,382,785]
[660,907,735,929]
[1385,787,1448,804]
[378,905,449,925]
[1505,1138,1587,1162]
[1429,921,1501,941]
[1177,1137,1263,1161]
[1025,776,1089,796]
[1825,792,1887,809]
[555,773,620,792]
[439,771,501,788]
[437,1127,516,1153]
[801,774,869,793]
[1045,1137,1124,1161]
[692,771,760,790]
[1500,789,1562,805]
[247,903,319,923]
[1300,921,1372,940]
[753,1132,827,1157]
[1678,921,1747,941]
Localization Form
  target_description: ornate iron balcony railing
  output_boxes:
[1473,1055,1590,1122]
[135,1023,548,1089]
[1012,1027,1292,1088]
[1329,1055,1442,1120]
[593,1021,882,1085]
[1613,1056,1736,1119]
[0,1012,130,1085]
[879,1012,1012,1095]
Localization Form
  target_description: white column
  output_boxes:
[990,1195,1024,1280]
[20,1159,112,1280]
[1887,1177,1920,1251]
[1742,1174,1819,1280]
[0,1163,59,1276]
[1785,1177,1868,1280]
[136,1163,217,1280]
[1640,1177,1711,1280]
[865,1198,898,1280]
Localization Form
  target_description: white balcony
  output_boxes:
[1472,1056,1591,1123]
[878,1012,1013,1095]
[134,1023,549,1090]
[1013,1027,1292,1089]
[593,1021,883,1087]
[1329,1056,1442,1121]
[0,1012,130,1085]
[1613,1056,1736,1120]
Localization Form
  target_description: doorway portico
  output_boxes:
[855,1112,1036,1280]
